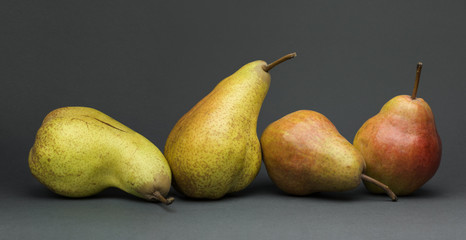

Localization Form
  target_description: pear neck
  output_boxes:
[209,62,271,124]
[380,96,434,125]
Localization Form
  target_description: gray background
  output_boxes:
[1,0,466,239]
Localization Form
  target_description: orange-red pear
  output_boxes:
[261,110,397,200]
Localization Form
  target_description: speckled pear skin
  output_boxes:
[353,95,441,196]
[260,110,365,195]
[28,107,172,201]
[164,61,269,199]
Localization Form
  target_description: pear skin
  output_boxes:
[164,53,296,199]
[29,107,174,204]
[261,110,365,195]
[354,63,442,196]
[354,95,441,195]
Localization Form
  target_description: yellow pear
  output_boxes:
[29,107,174,204]
[164,53,296,199]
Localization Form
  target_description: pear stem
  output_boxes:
[361,174,398,201]
[411,62,423,99]
[262,52,297,72]
[150,191,175,205]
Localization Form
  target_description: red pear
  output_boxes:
[353,63,442,196]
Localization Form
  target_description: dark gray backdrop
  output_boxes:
[1,1,465,239]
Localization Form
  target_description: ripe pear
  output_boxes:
[28,107,174,204]
[354,63,441,196]
[261,110,397,200]
[164,53,296,199]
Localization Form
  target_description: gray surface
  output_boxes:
[1,1,466,239]
[3,176,465,240]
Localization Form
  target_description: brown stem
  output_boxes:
[361,174,398,201]
[262,52,297,72]
[150,191,175,205]
[411,62,423,99]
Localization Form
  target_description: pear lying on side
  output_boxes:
[29,107,174,204]
[354,63,441,196]
[165,53,296,199]
[261,110,397,201]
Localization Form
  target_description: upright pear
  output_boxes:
[29,107,174,204]
[261,110,397,200]
[354,63,442,196]
[164,53,296,199]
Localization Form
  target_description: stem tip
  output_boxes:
[150,191,175,205]
[361,174,398,201]
[411,62,423,99]
[262,52,297,72]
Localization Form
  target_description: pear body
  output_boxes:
[29,107,172,201]
[164,61,269,199]
[354,95,441,195]
[261,110,365,195]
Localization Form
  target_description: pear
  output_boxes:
[353,63,441,196]
[28,107,174,204]
[164,53,296,199]
[261,110,397,200]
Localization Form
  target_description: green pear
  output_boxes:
[29,107,174,204]
[354,63,442,196]
[261,110,397,200]
[164,53,296,199]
